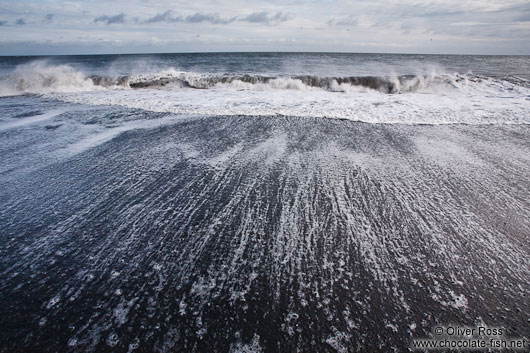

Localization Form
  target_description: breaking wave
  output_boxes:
[0,62,100,96]
[2,61,529,125]
[106,71,473,94]
[3,61,525,97]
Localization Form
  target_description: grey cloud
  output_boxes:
[328,16,358,26]
[390,2,530,25]
[395,3,474,19]
[240,11,291,25]
[400,22,415,30]
[515,13,530,21]
[94,13,126,25]
[328,1,530,37]
[403,2,530,35]
[507,3,530,21]
[420,9,467,18]
[0,20,7,26]
[146,10,181,23]
[185,13,236,24]
[15,18,26,25]
[44,14,54,23]
[146,11,235,24]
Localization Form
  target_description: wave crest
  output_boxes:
[0,61,101,96]
[1,62,526,97]
[122,71,466,93]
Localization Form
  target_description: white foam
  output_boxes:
[0,109,66,131]
[50,76,530,125]
[449,290,469,310]
[66,114,187,155]
[229,334,262,353]
[214,77,321,91]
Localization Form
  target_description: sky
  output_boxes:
[0,0,529,55]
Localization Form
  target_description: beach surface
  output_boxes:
[1,99,529,351]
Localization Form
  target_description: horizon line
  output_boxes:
[1,50,529,57]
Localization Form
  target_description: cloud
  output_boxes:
[0,0,528,55]
[240,11,291,25]
[515,13,530,21]
[145,10,181,23]
[145,11,235,24]
[184,13,236,24]
[44,14,54,23]
[328,16,358,26]
[94,13,126,25]
[507,2,530,21]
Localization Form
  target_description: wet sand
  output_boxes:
[1,113,529,352]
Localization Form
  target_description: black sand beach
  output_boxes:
[1,110,529,352]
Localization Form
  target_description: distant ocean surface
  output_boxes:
[1,53,529,352]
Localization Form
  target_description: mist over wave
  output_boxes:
[0,61,100,96]
[2,60,527,95]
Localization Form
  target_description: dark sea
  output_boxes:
[1,53,529,352]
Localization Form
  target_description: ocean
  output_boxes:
[0,53,529,352]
